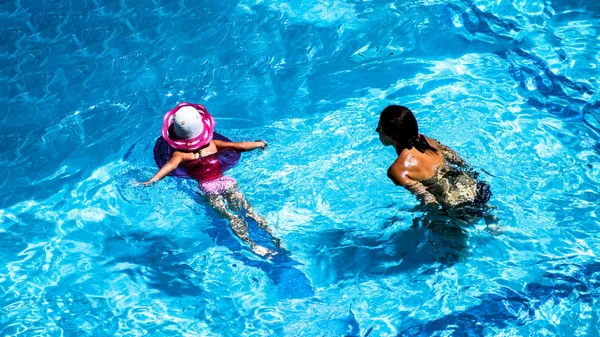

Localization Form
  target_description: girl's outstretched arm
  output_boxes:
[136,152,184,186]
[213,139,267,152]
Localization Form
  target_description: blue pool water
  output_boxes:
[2,0,600,335]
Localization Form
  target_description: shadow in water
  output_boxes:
[397,260,600,336]
[103,233,203,297]
[315,308,375,337]
[308,215,471,286]
[203,215,315,300]
[176,182,315,299]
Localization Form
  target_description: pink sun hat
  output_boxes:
[161,102,215,151]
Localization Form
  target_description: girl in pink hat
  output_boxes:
[137,103,281,258]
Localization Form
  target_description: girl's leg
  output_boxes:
[207,193,252,247]
[207,192,274,257]
[224,185,283,248]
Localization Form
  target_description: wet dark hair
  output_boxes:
[379,105,438,153]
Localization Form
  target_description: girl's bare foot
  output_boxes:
[252,245,277,258]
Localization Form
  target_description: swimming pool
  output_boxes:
[1,0,599,335]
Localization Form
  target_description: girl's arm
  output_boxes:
[404,180,439,206]
[388,166,439,206]
[136,152,184,186]
[213,139,267,152]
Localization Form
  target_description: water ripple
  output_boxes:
[1,0,600,335]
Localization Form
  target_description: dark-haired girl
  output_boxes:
[376,105,496,228]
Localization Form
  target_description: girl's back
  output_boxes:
[395,137,477,208]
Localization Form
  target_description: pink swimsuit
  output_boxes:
[183,152,236,195]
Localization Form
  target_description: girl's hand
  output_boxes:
[133,181,154,187]
[256,140,268,150]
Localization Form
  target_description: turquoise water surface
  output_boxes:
[2,0,600,336]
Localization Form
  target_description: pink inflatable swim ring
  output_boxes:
[161,102,215,151]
